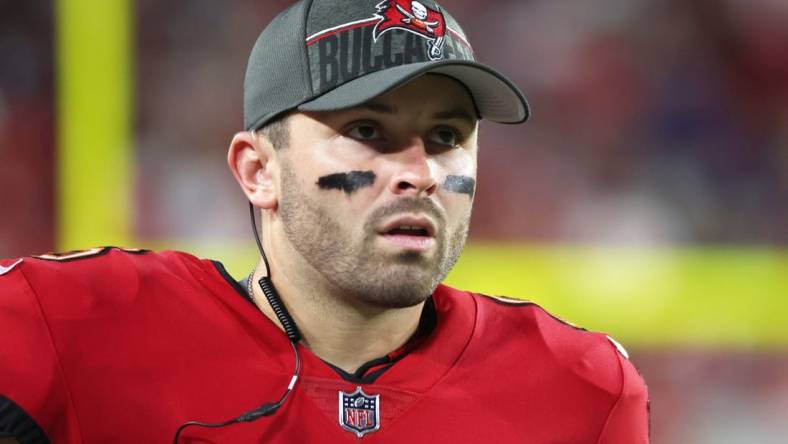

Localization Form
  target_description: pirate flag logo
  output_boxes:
[338,386,380,437]
[373,0,447,60]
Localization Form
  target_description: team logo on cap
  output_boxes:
[373,0,447,60]
[339,386,380,437]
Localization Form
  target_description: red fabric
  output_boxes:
[0,248,649,443]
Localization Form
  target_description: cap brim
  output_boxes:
[297,60,530,124]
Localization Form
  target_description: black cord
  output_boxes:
[250,201,300,341]
[171,203,302,443]
[171,342,301,443]
[250,201,271,274]
[259,276,301,342]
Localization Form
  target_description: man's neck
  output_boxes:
[249,260,425,374]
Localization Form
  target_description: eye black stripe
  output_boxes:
[442,175,475,197]
[317,171,376,194]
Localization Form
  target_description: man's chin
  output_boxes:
[345,266,440,309]
[357,287,433,309]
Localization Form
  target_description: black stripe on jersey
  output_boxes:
[210,261,257,307]
[324,357,394,385]
[325,297,438,384]
[0,395,50,444]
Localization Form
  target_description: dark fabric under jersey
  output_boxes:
[0,396,49,444]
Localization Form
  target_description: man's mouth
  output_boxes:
[386,226,430,236]
[378,216,437,252]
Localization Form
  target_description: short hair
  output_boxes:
[256,113,290,150]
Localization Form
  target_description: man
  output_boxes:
[0,0,649,442]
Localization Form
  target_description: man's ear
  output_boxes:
[227,131,278,210]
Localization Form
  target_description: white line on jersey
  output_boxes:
[606,335,630,359]
[0,258,23,276]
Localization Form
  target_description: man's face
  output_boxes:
[274,74,478,309]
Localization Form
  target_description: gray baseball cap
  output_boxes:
[244,0,530,131]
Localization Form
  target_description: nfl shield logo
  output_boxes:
[338,386,380,437]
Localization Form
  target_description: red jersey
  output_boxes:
[0,248,649,443]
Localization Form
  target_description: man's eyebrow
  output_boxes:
[358,103,477,126]
[432,108,477,127]
[360,102,397,113]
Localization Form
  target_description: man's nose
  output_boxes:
[388,139,438,197]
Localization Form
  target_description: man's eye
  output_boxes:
[347,123,382,140]
[428,127,461,147]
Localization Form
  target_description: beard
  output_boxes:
[278,165,471,309]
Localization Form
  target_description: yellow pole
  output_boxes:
[55,0,133,250]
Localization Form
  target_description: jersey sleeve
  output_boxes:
[0,260,81,443]
[596,345,650,444]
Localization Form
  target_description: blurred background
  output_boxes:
[1,0,786,442]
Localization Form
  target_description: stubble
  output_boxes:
[278,164,471,309]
